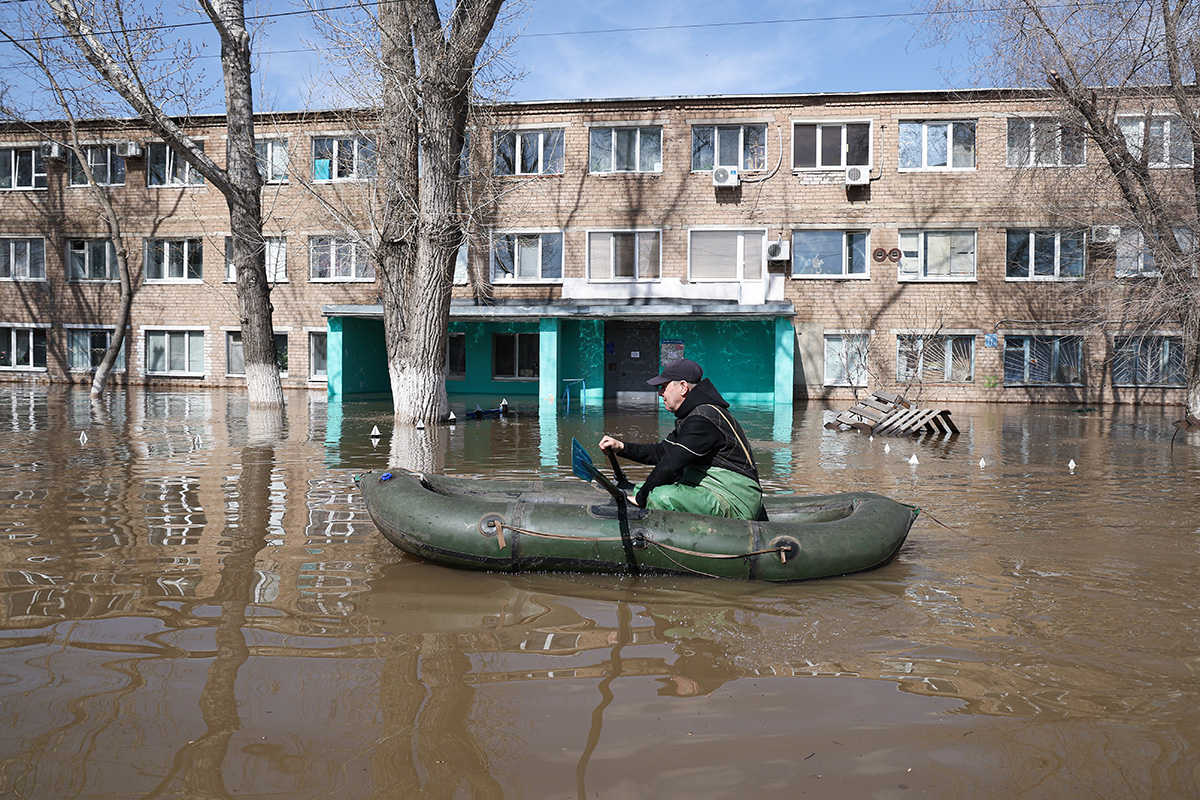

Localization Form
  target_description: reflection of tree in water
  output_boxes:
[144,410,281,798]
[373,632,504,799]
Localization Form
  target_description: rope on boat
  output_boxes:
[490,522,789,566]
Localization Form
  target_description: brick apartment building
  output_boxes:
[0,89,1189,408]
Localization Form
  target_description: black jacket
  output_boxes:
[621,379,761,508]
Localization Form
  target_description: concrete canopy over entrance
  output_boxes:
[321,298,795,408]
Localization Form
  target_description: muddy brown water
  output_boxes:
[1,386,1198,799]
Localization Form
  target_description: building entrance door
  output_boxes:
[604,321,661,402]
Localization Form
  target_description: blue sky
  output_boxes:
[504,0,965,102]
[2,1,969,114]
[240,0,969,111]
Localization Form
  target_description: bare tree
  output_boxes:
[921,0,1200,415]
[0,27,137,397]
[43,0,284,406]
[306,0,519,429]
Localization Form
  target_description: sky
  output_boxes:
[1,0,973,114]
[244,0,972,112]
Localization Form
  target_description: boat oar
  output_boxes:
[605,447,636,491]
[571,439,641,577]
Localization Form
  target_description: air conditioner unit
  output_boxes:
[766,240,790,261]
[39,141,65,160]
[115,141,142,158]
[1090,225,1120,244]
[845,165,871,186]
[712,166,739,188]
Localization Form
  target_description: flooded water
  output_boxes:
[1,386,1198,799]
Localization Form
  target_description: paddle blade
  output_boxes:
[571,438,596,483]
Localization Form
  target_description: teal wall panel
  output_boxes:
[446,320,540,397]
[329,317,389,398]
[660,319,776,403]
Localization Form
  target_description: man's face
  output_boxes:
[658,379,688,412]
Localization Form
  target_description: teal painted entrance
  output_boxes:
[322,300,794,408]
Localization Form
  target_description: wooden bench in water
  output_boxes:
[825,390,959,437]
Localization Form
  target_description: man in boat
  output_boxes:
[598,358,765,521]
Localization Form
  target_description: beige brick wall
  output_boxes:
[0,93,1187,406]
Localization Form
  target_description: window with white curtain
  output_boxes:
[688,229,764,281]
[226,236,288,282]
[145,330,205,375]
[824,333,869,387]
[898,230,976,280]
[587,231,661,280]
[0,238,46,281]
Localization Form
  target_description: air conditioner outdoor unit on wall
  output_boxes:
[845,165,871,186]
[766,240,790,261]
[115,141,142,158]
[1090,225,1120,244]
[713,166,739,188]
[39,141,65,160]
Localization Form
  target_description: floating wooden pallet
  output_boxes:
[825,390,909,431]
[826,390,958,437]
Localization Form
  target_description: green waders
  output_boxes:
[638,465,763,521]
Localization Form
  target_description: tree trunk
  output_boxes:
[90,236,132,397]
[216,0,283,407]
[375,0,503,429]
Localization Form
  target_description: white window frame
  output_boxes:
[1118,114,1193,168]
[896,333,975,383]
[255,137,289,183]
[225,330,289,377]
[792,120,872,170]
[791,230,870,279]
[587,126,662,173]
[143,328,206,377]
[490,231,564,283]
[0,147,47,190]
[308,235,374,282]
[307,329,328,381]
[1006,118,1086,167]
[492,331,539,380]
[144,238,203,283]
[67,239,119,282]
[311,136,374,182]
[823,332,870,387]
[66,326,125,372]
[225,236,288,283]
[0,238,46,281]
[146,142,204,186]
[1112,334,1185,387]
[691,123,768,171]
[493,128,565,176]
[1003,334,1084,385]
[586,230,661,281]
[69,145,126,186]
[0,324,49,370]
[898,230,977,281]
[1005,229,1085,280]
[898,120,977,170]
[1116,227,1195,277]
[687,228,766,282]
